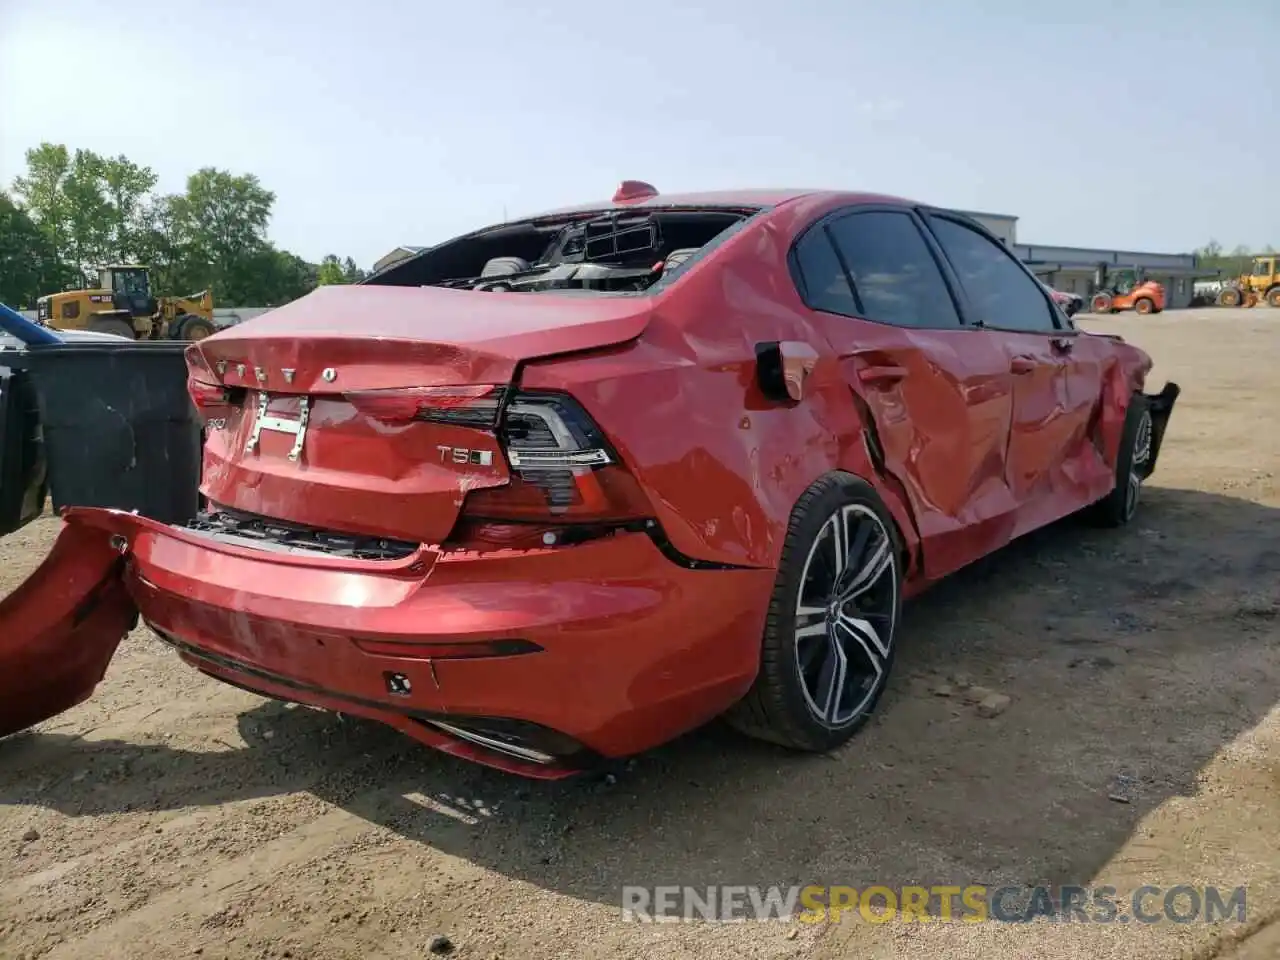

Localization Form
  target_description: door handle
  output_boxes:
[1010,356,1037,375]
[1051,337,1075,354]
[857,365,908,385]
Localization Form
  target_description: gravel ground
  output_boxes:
[1,308,1278,960]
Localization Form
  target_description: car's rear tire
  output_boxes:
[1134,296,1155,315]
[1089,393,1153,528]
[1267,287,1280,309]
[725,473,903,752]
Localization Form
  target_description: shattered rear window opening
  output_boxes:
[367,207,767,296]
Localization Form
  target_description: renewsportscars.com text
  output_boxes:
[621,884,1248,924]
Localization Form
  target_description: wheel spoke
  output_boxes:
[795,620,827,640]
[816,636,848,722]
[798,630,828,670]
[842,515,872,586]
[835,611,890,664]
[842,537,890,600]
[829,512,850,583]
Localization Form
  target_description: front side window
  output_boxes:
[928,217,1059,333]
[1254,259,1271,277]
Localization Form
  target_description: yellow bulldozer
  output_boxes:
[34,265,218,341]
[1216,255,1280,308]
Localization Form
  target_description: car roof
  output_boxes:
[525,188,917,219]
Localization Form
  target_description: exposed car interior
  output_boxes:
[367,209,753,294]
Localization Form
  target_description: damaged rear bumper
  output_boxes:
[62,507,774,779]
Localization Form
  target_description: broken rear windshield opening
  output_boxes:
[366,208,762,295]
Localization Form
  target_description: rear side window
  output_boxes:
[928,217,1059,332]
[825,211,962,328]
[792,228,858,315]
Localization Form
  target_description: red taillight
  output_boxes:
[349,385,653,526]
[463,464,651,523]
[187,377,231,422]
[344,385,500,425]
[460,391,652,524]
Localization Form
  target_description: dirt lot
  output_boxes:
[1,308,1278,960]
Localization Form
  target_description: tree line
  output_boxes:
[1193,240,1276,282]
[1,143,368,309]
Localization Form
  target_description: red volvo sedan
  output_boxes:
[1,183,1178,778]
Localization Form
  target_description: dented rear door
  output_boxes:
[793,207,1019,579]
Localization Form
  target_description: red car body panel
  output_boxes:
[0,520,135,738]
[0,187,1173,776]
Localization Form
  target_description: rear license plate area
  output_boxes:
[245,392,311,461]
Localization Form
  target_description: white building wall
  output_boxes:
[954,211,1018,245]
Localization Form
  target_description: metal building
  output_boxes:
[954,210,1018,246]
[954,209,1210,310]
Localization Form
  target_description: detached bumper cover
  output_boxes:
[1144,381,1180,478]
[0,522,136,737]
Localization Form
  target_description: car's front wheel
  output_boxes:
[726,473,903,752]
[1090,394,1153,527]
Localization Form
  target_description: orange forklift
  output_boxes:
[1089,264,1166,315]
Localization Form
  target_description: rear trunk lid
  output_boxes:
[188,284,649,545]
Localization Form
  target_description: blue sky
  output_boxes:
[2,0,1274,268]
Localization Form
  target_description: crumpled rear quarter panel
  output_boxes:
[519,208,917,573]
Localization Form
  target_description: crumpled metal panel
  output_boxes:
[522,196,1162,590]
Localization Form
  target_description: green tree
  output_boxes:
[11,144,160,284]
[1194,240,1267,281]
[317,254,366,286]
[10,142,329,307]
[342,256,366,283]
[0,192,70,307]
[167,168,275,304]
[134,193,197,296]
[317,254,346,285]
[100,154,160,262]
[232,247,318,306]
[11,143,72,269]
[61,149,113,280]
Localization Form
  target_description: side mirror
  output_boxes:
[1063,299,1081,318]
[756,340,819,402]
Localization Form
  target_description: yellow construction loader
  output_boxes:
[34,265,218,341]
[1216,255,1280,308]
